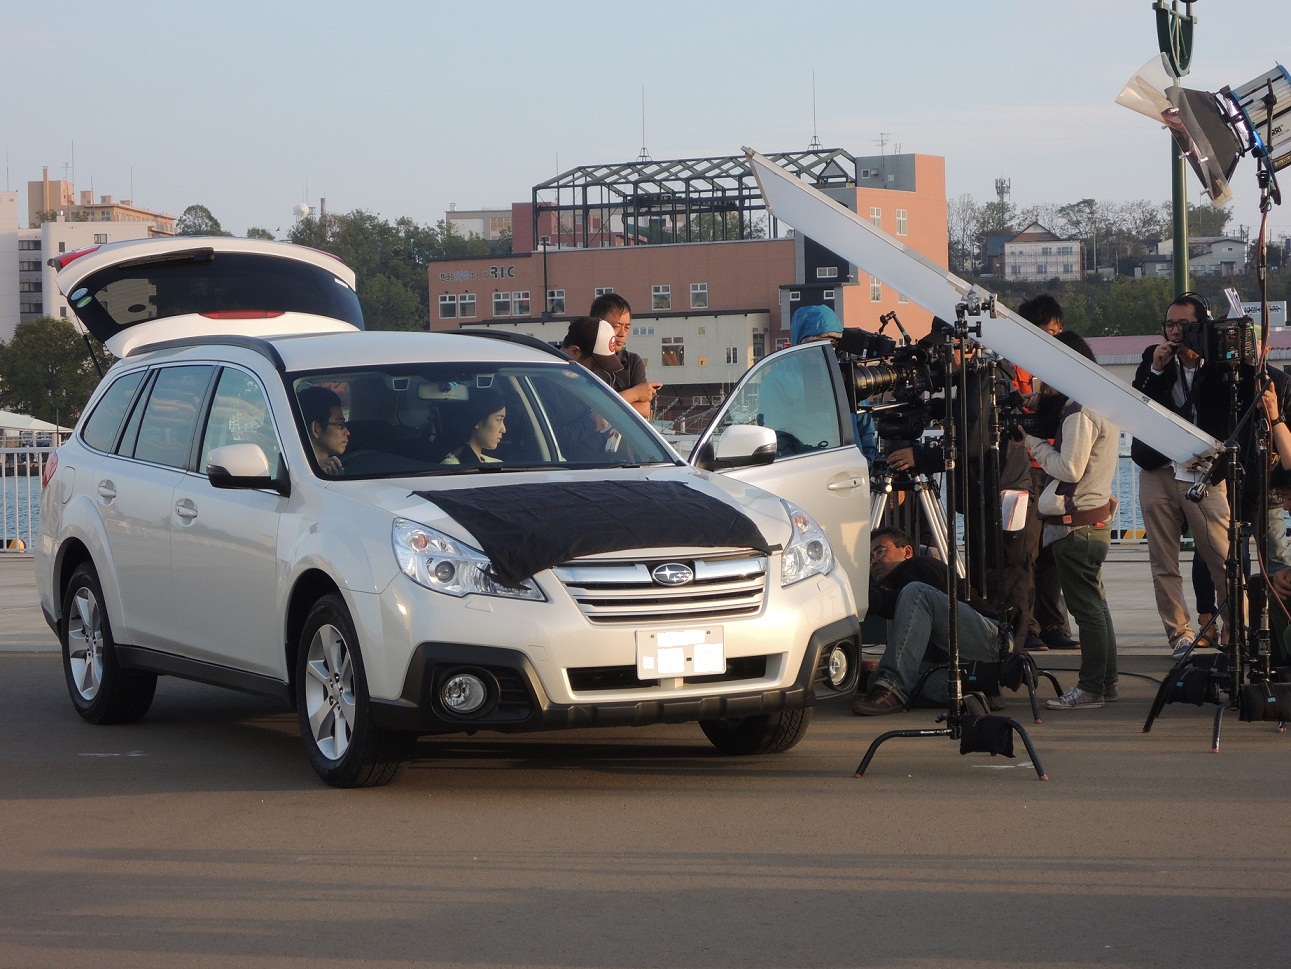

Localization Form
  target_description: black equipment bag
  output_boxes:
[1238,681,1291,722]
[960,715,1016,757]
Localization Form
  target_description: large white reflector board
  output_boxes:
[746,148,1219,465]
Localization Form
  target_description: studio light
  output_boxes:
[1117,54,1290,205]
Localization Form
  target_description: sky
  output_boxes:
[5,0,1289,246]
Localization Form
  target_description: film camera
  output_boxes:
[835,335,947,447]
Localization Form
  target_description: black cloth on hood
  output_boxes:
[413,480,774,585]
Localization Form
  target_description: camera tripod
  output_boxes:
[855,305,1048,780]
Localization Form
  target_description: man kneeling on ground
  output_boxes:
[852,526,1001,715]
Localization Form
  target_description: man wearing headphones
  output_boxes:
[1131,294,1232,660]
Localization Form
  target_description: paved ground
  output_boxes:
[4,549,1290,969]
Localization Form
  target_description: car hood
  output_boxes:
[51,236,363,357]
[325,465,796,553]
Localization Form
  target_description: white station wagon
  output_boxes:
[36,237,871,786]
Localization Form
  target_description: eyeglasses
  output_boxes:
[324,420,349,429]
[1163,318,1192,328]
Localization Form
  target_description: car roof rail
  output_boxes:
[127,334,287,370]
[449,327,574,364]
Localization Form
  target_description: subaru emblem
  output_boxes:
[651,562,694,586]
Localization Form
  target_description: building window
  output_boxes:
[632,323,655,336]
[690,282,708,309]
[1036,264,1047,276]
[439,295,458,319]
[753,333,767,361]
[725,346,739,365]
[94,233,108,244]
[18,239,40,251]
[816,267,838,279]
[652,284,671,311]
[789,291,801,302]
[870,275,882,302]
[19,260,40,272]
[594,286,614,297]
[896,209,908,236]
[822,290,834,301]
[458,293,477,318]
[513,291,530,316]
[897,292,909,304]
[60,307,68,318]
[661,335,684,366]
[493,291,511,316]
[693,395,710,406]
[1011,265,1022,276]
[870,207,881,227]
[775,337,791,351]
[547,289,565,314]
[20,302,42,314]
[1041,246,1052,256]
[19,281,42,293]
[1063,263,1074,274]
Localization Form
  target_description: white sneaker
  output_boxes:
[1170,635,1195,662]
[1046,687,1104,710]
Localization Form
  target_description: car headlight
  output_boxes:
[780,500,834,587]
[392,518,545,601]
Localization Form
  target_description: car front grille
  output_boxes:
[553,553,768,625]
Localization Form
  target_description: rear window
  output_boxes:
[67,249,363,342]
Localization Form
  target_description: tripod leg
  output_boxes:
[1212,702,1225,752]
[1020,657,1043,724]
[1142,674,1173,733]
[1004,718,1050,780]
[854,727,953,777]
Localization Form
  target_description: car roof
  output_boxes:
[139,329,575,373]
[52,236,362,357]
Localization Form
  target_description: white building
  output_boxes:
[1003,222,1084,282]
[0,196,162,342]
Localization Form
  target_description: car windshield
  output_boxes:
[68,249,364,339]
[290,361,679,478]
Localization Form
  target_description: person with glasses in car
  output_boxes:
[300,385,350,475]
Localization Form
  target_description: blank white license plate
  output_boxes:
[636,628,725,679]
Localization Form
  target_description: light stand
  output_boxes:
[855,301,1048,781]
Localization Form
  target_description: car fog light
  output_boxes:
[441,673,488,714]
[827,644,850,689]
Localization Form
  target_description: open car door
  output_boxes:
[689,341,870,619]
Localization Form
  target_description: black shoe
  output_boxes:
[1023,631,1049,652]
[851,685,905,716]
[1041,627,1080,650]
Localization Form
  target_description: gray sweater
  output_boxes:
[1025,400,1119,522]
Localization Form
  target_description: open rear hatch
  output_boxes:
[51,237,365,357]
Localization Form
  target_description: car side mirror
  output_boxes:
[207,443,290,496]
[694,424,778,471]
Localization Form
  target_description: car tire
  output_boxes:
[60,563,157,725]
[699,707,813,755]
[296,593,414,788]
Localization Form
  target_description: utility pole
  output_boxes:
[1155,0,1196,295]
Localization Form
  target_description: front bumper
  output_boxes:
[370,614,860,734]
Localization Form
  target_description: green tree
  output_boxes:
[0,317,104,426]
[176,204,231,236]
[245,226,275,240]
[1186,201,1234,237]
[360,274,424,331]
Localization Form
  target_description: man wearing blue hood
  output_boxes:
[782,305,879,461]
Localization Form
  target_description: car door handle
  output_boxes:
[826,475,866,492]
[175,499,198,522]
[97,481,117,501]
